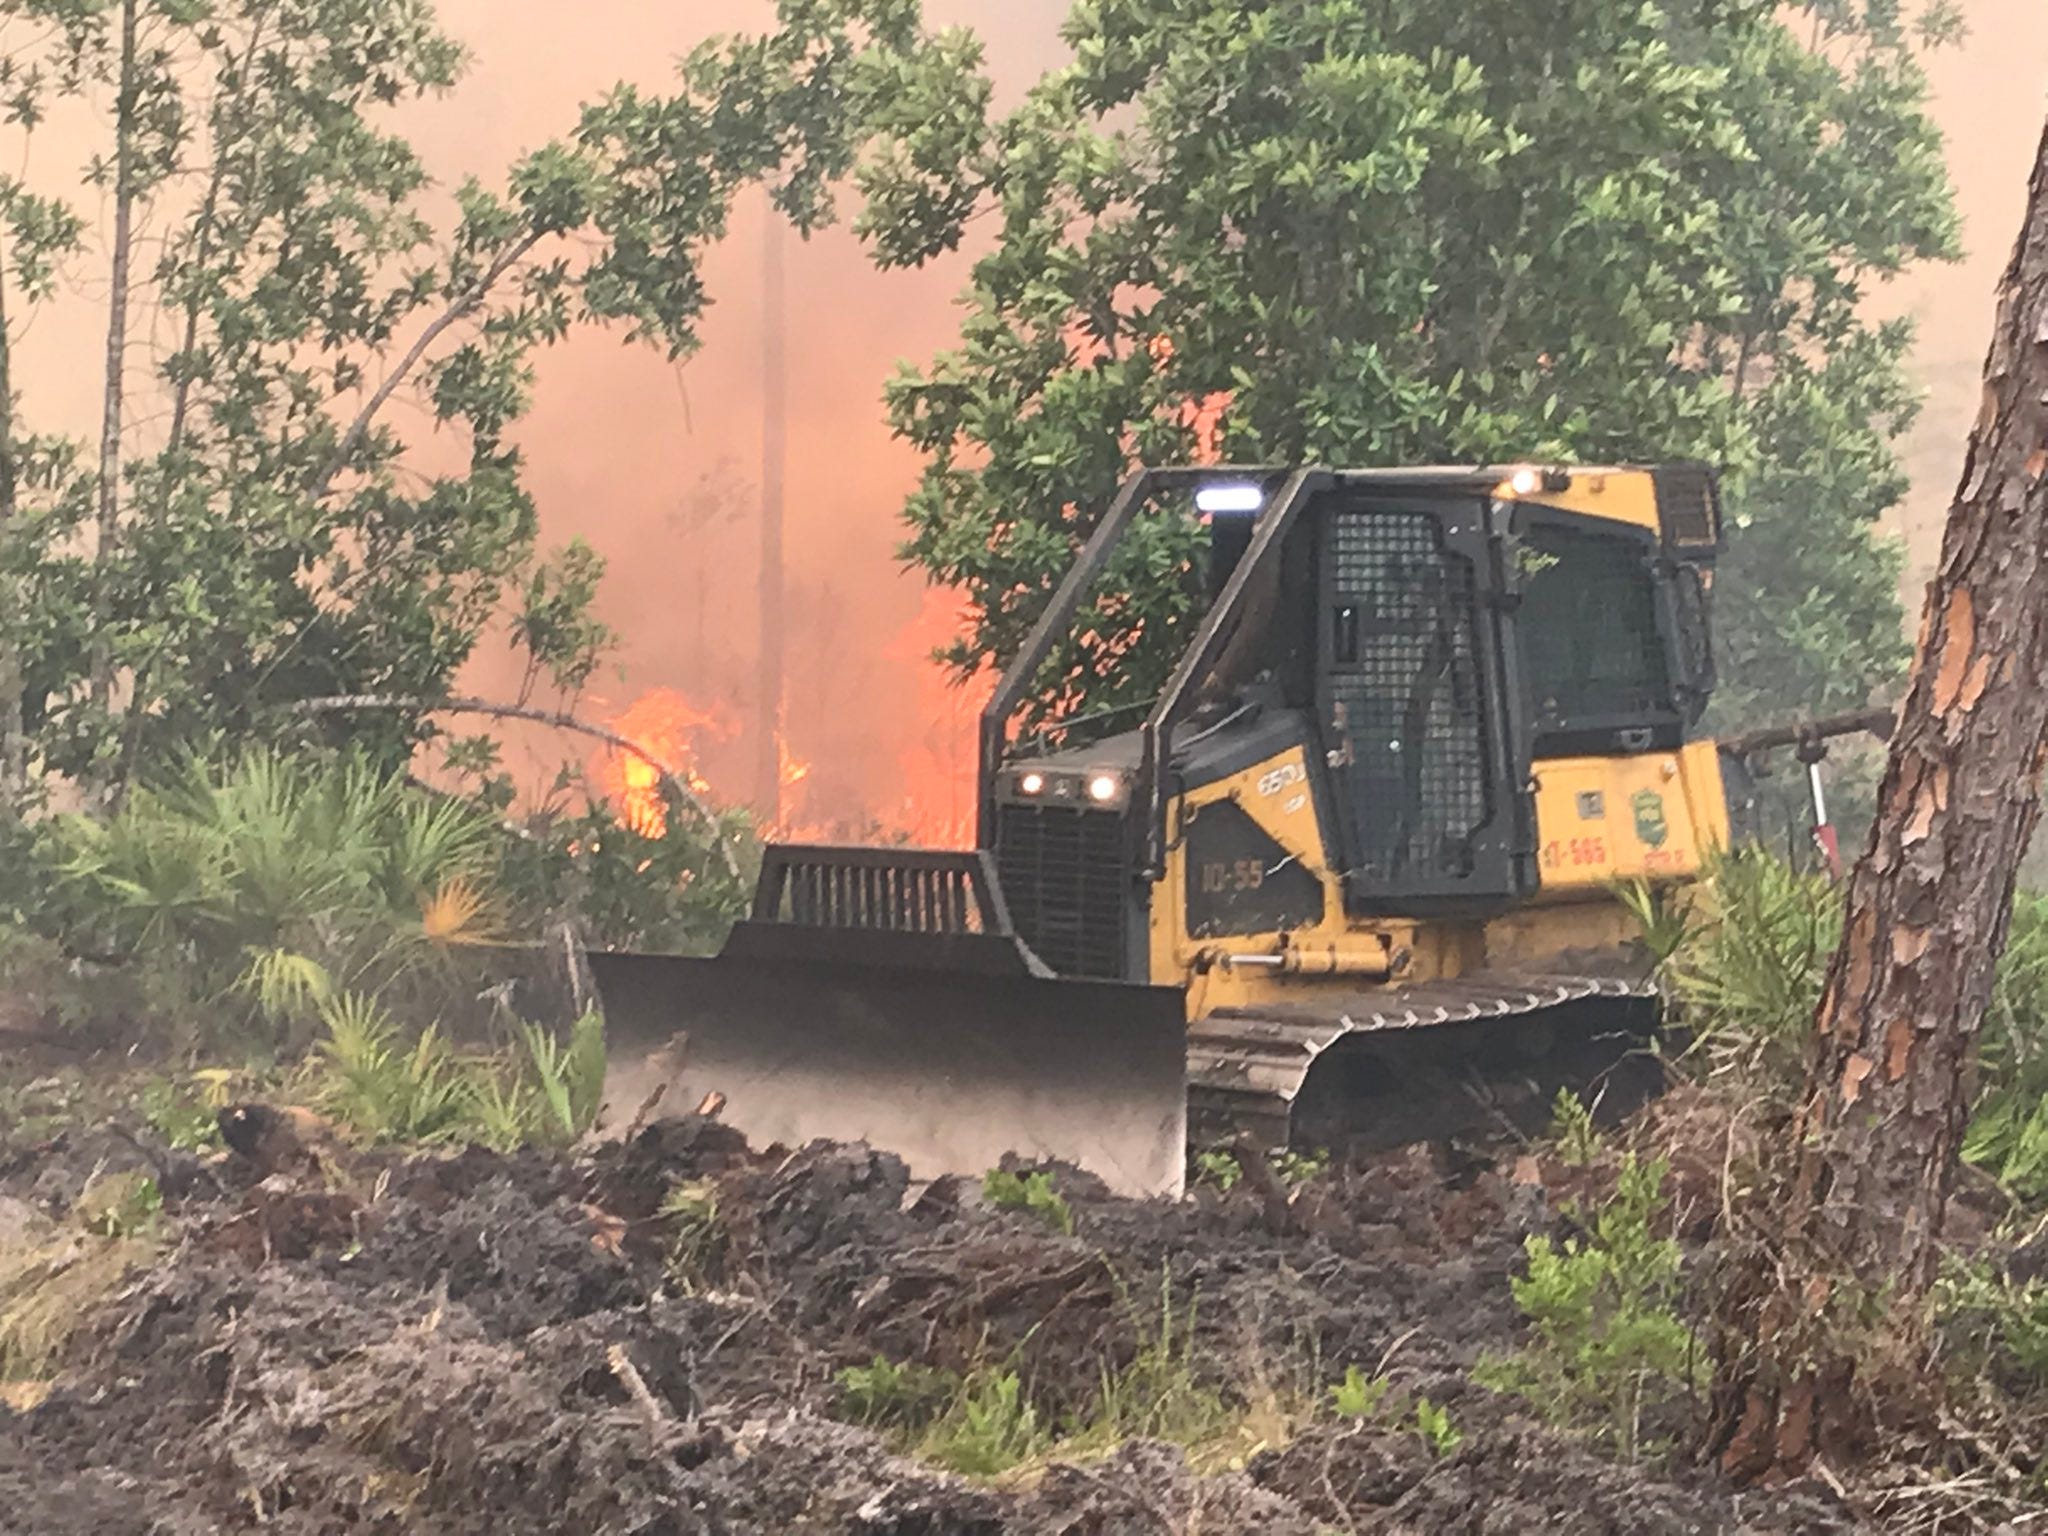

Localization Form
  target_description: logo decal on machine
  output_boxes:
[1257,761,1307,797]
[1632,789,1669,849]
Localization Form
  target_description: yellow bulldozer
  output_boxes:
[591,463,1763,1197]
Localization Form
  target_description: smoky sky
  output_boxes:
[411,0,1072,823]
[11,0,2040,825]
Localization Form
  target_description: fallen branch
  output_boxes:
[286,692,743,883]
[1719,704,1897,759]
[1231,1133,1297,1235]
[606,1341,702,1496]
[607,1342,671,1434]
[622,1082,668,1142]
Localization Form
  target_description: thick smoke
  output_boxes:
[421,0,1069,835]
[1881,0,2048,589]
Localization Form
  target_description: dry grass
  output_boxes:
[0,1228,153,1385]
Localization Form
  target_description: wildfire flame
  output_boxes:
[597,589,986,851]
[878,586,990,849]
[600,688,730,838]
[780,738,811,790]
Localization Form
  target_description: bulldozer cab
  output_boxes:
[984,465,1721,940]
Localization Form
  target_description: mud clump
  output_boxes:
[0,1115,1868,1534]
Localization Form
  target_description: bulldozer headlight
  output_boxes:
[1005,767,1126,807]
[1497,465,1572,499]
[1195,483,1264,515]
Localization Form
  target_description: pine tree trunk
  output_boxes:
[1708,113,2048,1480]
[89,0,139,726]
[754,211,786,825]
[0,223,22,810]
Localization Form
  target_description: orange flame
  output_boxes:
[600,688,731,837]
[595,598,995,853]
[780,738,811,790]
[876,586,991,849]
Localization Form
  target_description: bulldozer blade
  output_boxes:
[588,948,1190,1199]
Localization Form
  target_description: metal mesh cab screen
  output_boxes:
[1651,462,1720,549]
[1326,510,1492,885]
[1517,524,1670,727]
[994,803,1129,980]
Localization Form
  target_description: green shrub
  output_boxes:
[1413,1395,1462,1457]
[516,1010,607,1147]
[140,1076,224,1152]
[1937,1256,2048,1391]
[1271,1148,1328,1186]
[0,921,169,1039]
[832,1276,1275,1477]
[1651,853,2048,1205]
[76,1170,164,1239]
[1328,1364,1393,1419]
[1193,1148,1243,1191]
[920,1368,1049,1477]
[313,993,471,1144]
[57,750,501,1050]
[1191,1144,1325,1192]
[1962,1098,2048,1202]
[1611,876,1694,967]
[1475,1154,1698,1460]
[1322,1364,1459,1456]
[1964,895,2048,1198]
[1663,847,1838,1092]
[490,777,755,956]
[660,1178,728,1291]
[834,1354,961,1432]
[983,1169,1075,1235]
[831,1354,1044,1475]
[1082,1273,1232,1450]
[1549,1087,1601,1167]
[309,996,608,1152]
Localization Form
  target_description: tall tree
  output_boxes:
[858,0,1957,731]
[89,0,142,720]
[0,178,84,813]
[0,0,924,805]
[1708,113,2048,1481]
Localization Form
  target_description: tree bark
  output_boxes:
[754,211,787,825]
[89,0,140,721]
[1708,113,2048,1481]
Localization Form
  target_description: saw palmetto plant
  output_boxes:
[59,749,502,1049]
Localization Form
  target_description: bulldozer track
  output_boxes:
[1186,972,1660,1148]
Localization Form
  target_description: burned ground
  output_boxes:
[0,1082,1876,1536]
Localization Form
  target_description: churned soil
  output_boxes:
[0,1091,1866,1535]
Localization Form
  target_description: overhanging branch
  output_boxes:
[308,228,545,503]
[289,692,744,883]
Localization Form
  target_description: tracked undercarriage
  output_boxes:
[1187,972,1663,1151]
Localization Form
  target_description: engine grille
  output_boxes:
[995,802,1131,980]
